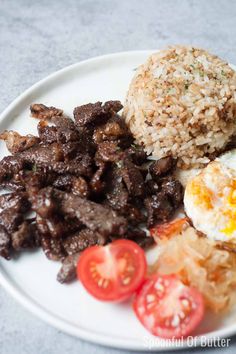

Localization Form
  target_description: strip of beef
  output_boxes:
[41,235,65,261]
[106,194,145,225]
[105,160,143,206]
[0,130,40,154]
[74,100,123,127]
[104,167,145,223]
[35,215,49,236]
[51,115,76,130]
[11,221,40,250]
[19,149,93,179]
[93,118,133,148]
[61,138,95,159]
[60,142,81,161]
[125,145,147,166]
[57,226,116,284]
[21,169,56,196]
[137,164,149,181]
[125,228,154,249]
[125,204,146,225]
[36,215,67,238]
[145,180,160,196]
[20,171,42,196]
[5,144,64,187]
[30,103,63,120]
[53,175,89,198]
[55,189,127,237]
[0,225,11,259]
[37,120,58,144]
[103,100,123,114]
[0,192,30,234]
[32,188,81,238]
[67,176,90,198]
[161,177,184,209]
[38,117,82,146]
[63,228,105,256]
[119,157,145,197]
[19,143,92,178]
[63,216,83,234]
[0,155,25,182]
[20,143,64,166]
[134,234,154,249]
[96,141,123,163]
[51,116,80,143]
[0,192,29,213]
[74,102,105,127]
[90,160,107,195]
[36,214,81,239]
[31,187,58,218]
[93,121,122,144]
[32,187,82,238]
[105,167,129,210]
[144,193,174,228]
[50,154,93,178]
[0,180,25,192]
[149,156,176,180]
[0,209,23,233]
[57,253,80,284]
[109,228,153,248]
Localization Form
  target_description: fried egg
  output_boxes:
[184,150,236,243]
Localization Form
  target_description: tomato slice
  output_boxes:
[77,239,147,302]
[133,274,204,338]
[150,218,188,242]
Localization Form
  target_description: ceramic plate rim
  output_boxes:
[0,50,236,351]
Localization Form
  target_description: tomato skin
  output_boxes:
[77,239,147,302]
[133,274,205,339]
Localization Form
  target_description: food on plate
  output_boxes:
[123,46,236,169]
[150,223,236,312]
[2,46,236,339]
[133,274,204,339]
[184,150,236,243]
[57,253,80,284]
[150,217,188,241]
[77,239,147,301]
[0,101,183,283]
[30,103,63,120]
[0,131,40,154]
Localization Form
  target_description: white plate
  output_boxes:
[0,51,236,351]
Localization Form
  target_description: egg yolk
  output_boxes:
[221,219,236,236]
[188,179,212,209]
[221,181,236,236]
[228,181,236,204]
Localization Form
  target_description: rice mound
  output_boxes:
[123,46,236,168]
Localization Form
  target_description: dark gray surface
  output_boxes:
[1,0,236,353]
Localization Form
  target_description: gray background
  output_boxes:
[0,0,236,353]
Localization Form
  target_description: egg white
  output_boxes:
[184,149,236,243]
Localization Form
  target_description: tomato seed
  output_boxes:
[146,294,155,303]
[123,277,131,285]
[98,278,103,287]
[154,282,164,292]
[103,279,109,288]
[171,314,180,327]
